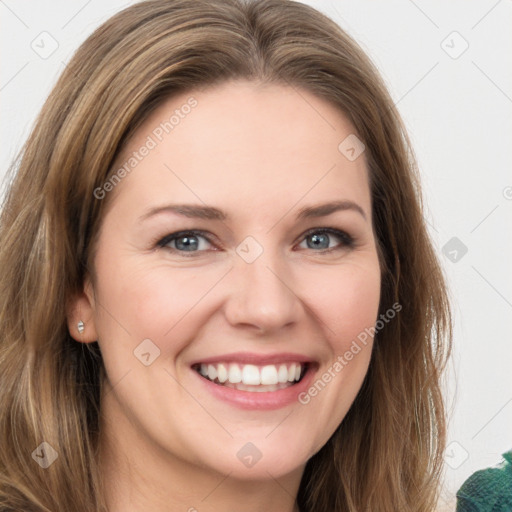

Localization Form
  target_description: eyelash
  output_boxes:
[155,227,355,257]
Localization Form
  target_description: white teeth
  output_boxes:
[217,363,228,383]
[260,365,278,385]
[288,363,296,382]
[242,364,261,385]
[228,363,242,383]
[278,364,289,383]
[207,364,217,381]
[196,361,305,387]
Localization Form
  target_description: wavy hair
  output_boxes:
[0,0,452,510]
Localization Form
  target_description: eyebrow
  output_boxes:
[138,200,367,223]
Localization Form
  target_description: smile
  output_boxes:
[192,362,307,392]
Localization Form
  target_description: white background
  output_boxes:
[1,1,511,509]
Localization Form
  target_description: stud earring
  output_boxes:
[77,320,85,334]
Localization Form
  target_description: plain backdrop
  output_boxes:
[1,1,511,509]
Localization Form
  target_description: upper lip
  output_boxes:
[190,352,316,367]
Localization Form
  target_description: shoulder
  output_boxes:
[456,450,512,512]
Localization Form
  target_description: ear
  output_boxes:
[66,275,98,343]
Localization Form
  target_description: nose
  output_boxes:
[223,247,303,335]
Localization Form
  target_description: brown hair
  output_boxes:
[0,0,452,510]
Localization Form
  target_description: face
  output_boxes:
[69,80,381,482]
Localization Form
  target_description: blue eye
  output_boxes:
[156,228,354,256]
[157,230,213,255]
[299,228,354,251]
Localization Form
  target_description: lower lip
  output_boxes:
[192,365,317,410]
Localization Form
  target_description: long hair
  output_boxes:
[0,1,452,510]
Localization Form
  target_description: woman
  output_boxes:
[0,1,452,511]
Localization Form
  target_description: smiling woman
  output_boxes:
[0,1,452,512]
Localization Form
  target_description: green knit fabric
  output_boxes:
[456,451,512,512]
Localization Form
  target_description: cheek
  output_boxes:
[292,261,380,452]
[93,238,381,370]
[93,254,223,357]
[299,259,381,347]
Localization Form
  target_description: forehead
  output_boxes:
[108,80,371,218]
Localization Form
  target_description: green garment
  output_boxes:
[456,450,512,512]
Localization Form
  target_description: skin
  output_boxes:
[67,79,381,512]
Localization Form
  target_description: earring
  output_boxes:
[77,320,85,334]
